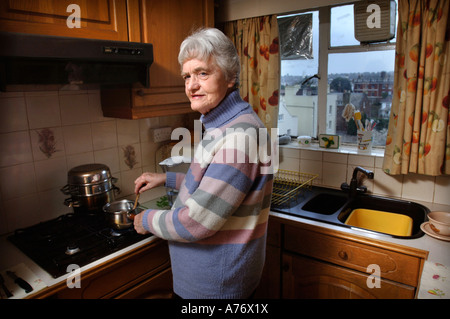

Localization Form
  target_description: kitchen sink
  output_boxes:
[337,194,428,238]
[343,209,413,237]
[270,186,429,239]
[301,193,348,215]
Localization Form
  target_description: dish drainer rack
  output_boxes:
[271,169,318,207]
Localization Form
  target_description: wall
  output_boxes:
[1,88,449,235]
[0,88,197,235]
[216,0,357,22]
[278,145,450,209]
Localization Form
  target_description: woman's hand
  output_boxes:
[134,172,166,194]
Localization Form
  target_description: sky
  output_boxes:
[280,4,396,76]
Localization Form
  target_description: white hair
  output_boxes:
[178,28,240,88]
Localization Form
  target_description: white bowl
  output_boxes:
[427,211,450,236]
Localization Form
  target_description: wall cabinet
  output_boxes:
[100,0,214,119]
[0,0,214,119]
[0,0,129,40]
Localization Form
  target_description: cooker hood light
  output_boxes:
[0,32,153,90]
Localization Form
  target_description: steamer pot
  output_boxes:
[61,163,120,214]
[63,188,118,214]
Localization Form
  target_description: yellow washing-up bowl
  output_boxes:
[344,209,413,236]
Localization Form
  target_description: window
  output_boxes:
[278,11,319,137]
[278,2,397,147]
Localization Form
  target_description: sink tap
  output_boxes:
[341,166,374,198]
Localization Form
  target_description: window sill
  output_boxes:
[280,141,385,158]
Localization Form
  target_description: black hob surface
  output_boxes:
[8,212,151,278]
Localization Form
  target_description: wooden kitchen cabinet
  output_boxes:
[282,253,415,299]
[254,219,282,298]
[31,239,172,299]
[280,222,428,299]
[0,0,129,40]
[100,0,214,119]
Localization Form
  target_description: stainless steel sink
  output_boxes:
[270,186,429,239]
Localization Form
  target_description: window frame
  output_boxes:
[315,6,396,145]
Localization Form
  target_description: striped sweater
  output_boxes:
[141,90,274,299]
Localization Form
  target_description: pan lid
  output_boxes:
[67,163,112,185]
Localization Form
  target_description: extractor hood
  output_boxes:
[0,32,153,90]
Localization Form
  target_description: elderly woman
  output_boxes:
[133,28,274,299]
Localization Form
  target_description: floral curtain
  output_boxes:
[383,0,449,176]
[223,15,280,131]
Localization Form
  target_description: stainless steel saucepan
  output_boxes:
[102,199,139,230]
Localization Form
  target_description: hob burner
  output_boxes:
[8,212,151,278]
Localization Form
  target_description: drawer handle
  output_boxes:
[338,250,348,260]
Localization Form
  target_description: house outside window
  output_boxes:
[277,1,397,147]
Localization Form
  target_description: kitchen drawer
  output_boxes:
[56,240,170,299]
[114,267,173,299]
[284,225,422,287]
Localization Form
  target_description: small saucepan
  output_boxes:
[103,199,139,230]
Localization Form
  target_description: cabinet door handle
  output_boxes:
[338,250,348,260]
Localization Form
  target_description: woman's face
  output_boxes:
[182,57,235,115]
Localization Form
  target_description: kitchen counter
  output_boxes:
[270,210,450,299]
[0,198,163,299]
[1,197,449,299]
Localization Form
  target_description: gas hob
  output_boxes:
[8,212,151,278]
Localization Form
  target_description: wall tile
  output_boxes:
[373,168,403,198]
[0,131,33,167]
[140,141,159,169]
[0,96,28,133]
[301,149,322,161]
[348,154,375,168]
[66,152,95,170]
[322,162,347,188]
[92,121,117,150]
[30,127,65,161]
[323,152,348,164]
[62,124,93,155]
[374,156,384,168]
[60,92,91,125]
[401,174,435,203]
[4,194,41,231]
[38,188,72,221]
[300,159,322,185]
[88,91,107,122]
[119,167,143,197]
[94,147,120,173]
[0,163,36,200]
[434,175,450,206]
[25,91,61,129]
[119,143,142,171]
[117,119,140,146]
[34,157,67,192]
[139,118,160,143]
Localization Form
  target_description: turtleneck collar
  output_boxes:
[200,90,253,130]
